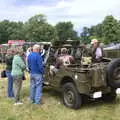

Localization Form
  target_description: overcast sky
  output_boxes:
[1,0,120,32]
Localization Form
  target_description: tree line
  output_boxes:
[81,15,120,44]
[0,14,119,44]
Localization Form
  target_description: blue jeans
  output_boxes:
[30,74,43,104]
[6,71,14,97]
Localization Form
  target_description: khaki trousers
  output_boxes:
[13,75,23,102]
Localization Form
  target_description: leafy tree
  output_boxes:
[80,15,120,44]
[24,14,58,42]
[102,15,120,43]
[7,21,24,40]
[80,27,90,43]
[28,14,47,24]
[1,14,120,45]
[0,20,10,44]
[55,22,78,41]
[0,20,24,44]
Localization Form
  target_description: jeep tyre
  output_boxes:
[62,82,82,109]
[107,58,120,88]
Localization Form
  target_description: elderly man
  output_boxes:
[56,48,74,67]
[91,39,103,62]
[50,47,74,74]
[28,44,44,104]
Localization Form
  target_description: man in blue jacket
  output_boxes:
[28,44,44,104]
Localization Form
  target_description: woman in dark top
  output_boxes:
[5,48,14,97]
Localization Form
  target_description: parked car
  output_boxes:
[43,40,120,109]
[104,43,120,58]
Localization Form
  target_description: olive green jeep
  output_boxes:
[43,40,120,109]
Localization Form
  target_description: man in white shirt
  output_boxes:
[91,39,103,62]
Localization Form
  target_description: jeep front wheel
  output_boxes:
[62,82,82,109]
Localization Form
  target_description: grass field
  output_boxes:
[0,72,120,120]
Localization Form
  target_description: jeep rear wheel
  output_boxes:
[107,58,120,88]
[62,82,82,109]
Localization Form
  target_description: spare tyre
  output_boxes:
[107,58,120,88]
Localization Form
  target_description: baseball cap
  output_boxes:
[91,39,98,44]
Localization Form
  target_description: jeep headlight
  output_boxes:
[75,74,78,80]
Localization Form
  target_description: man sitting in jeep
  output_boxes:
[50,47,74,74]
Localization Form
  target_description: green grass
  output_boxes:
[0,72,120,120]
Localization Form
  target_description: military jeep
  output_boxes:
[44,40,120,109]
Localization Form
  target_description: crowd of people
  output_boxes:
[3,38,104,106]
[4,44,45,105]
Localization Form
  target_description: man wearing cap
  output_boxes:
[91,39,103,62]
[27,44,44,104]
